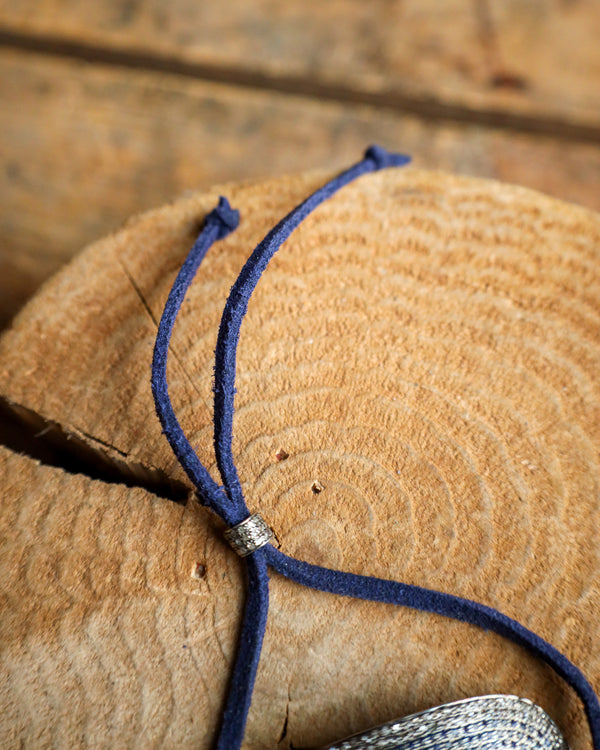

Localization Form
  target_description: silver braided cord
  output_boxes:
[324,695,568,750]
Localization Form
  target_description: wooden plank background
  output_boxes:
[1,0,599,328]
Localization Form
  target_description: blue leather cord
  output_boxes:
[151,146,600,750]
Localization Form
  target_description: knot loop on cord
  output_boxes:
[205,196,240,238]
[364,144,411,169]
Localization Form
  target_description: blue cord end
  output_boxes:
[206,196,241,239]
[365,145,412,170]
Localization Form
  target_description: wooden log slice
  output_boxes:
[0,166,599,749]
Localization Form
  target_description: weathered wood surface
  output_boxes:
[2,46,600,329]
[1,169,599,748]
[1,0,599,131]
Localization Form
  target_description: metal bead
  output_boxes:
[224,513,273,557]
[322,694,568,749]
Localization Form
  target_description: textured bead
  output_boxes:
[224,513,273,557]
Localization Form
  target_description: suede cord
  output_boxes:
[151,146,600,750]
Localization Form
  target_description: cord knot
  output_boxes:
[365,144,412,170]
[206,196,241,239]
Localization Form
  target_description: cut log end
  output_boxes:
[1,168,599,749]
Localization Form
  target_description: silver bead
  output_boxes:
[323,694,568,749]
[224,513,273,557]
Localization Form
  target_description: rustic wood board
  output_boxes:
[1,0,599,132]
[1,167,599,748]
[2,48,600,329]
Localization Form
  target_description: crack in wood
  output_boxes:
[118,259,212,414]
[277,687,291,747]
[0,394,190,503]
[119,261,160,329]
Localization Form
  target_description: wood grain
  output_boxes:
[1,168,599,748]
[0,446,244,748]
[0,0,599,132]
[3,48,600,329]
